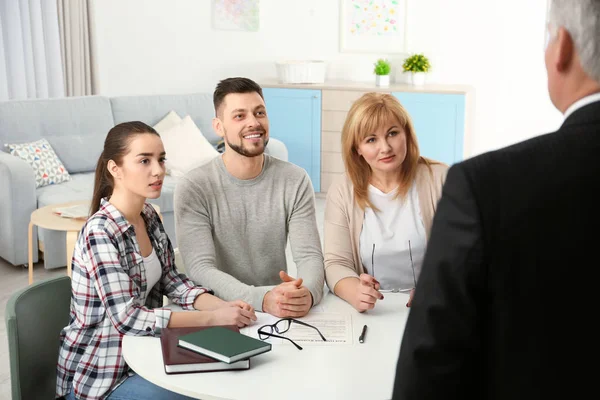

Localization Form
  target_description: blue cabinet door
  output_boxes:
[262,88,321,192]
[392,92,465,166]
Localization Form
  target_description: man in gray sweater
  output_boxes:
[174,77,324,317]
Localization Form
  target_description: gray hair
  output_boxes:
[549,0,600,82]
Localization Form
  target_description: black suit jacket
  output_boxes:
[392,100,600,400]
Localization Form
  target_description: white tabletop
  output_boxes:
[123,291,410,400]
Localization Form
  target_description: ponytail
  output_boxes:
[90,151,114,215]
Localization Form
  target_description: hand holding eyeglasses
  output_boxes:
[262,271,312,318]
[369,240,418,308]
[354,273,385,312]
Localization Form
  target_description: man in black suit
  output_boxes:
[392,1,600,399]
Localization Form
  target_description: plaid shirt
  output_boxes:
[56,198,210,400]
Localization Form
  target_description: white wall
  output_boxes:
[91,0,563,157]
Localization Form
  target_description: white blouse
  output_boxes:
[359,182,427,291]
[142,248,162,297]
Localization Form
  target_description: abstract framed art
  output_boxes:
[339,0,408,54]
[212,0,260,32]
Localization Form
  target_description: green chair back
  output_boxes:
[5,276,72,400]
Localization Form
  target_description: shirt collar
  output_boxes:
[98,198,156,235]
[563,92,600,120]
[99,198,131,234]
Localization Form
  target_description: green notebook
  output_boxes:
[178,326,272,363]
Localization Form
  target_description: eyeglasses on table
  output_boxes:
[257,318,327,350]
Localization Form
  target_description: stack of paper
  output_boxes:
[53,204,89,219]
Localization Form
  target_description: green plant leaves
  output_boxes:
[402,53,431,73]
[373,58,391,75]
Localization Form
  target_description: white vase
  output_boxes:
[411,72,426,85]
[376,75,390,87]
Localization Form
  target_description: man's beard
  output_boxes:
[225,127,269,157]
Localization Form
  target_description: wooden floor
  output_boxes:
[0,194,326,399]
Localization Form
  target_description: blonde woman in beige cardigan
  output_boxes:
[324,93,448,312]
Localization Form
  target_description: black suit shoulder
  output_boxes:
[456,101,600,191]
[444,101,600,268]
[392,101,600,400]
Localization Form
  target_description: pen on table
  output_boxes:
[358,324,368,343]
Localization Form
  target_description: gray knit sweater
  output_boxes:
[174,154,324,310]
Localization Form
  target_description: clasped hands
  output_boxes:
[263,271,313,318]
[355,273,415,312]
[211,299,257,328]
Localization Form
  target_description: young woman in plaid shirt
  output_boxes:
[56,122,257,400]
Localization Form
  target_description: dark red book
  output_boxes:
[160,326,250,374]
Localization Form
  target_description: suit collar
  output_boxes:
[561,98,600,129]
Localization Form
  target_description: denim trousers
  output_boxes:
[64,373,196,400]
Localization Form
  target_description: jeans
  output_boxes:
[64,373,196,400]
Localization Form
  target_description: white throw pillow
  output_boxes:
[153,110,183,175]
[153,110,182,133]
[160,115,219,177]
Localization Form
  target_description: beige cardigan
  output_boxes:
[323,162,449,292]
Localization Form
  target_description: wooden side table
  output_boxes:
[28,200,161,284]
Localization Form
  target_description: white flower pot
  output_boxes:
[376,75,390,87]
[411,72,426,85]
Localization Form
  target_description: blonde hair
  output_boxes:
[341,92,433,210]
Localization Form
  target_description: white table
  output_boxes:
[123,292,410,400]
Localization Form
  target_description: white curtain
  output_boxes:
[0,0,65,101]
[57,0,96,96]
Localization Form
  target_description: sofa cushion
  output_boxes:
[36,172,95,208]
[161,115,219,177]
[0,96,115,174]
[36,172,177,214]
[153,110,183,176]
[110,93,220,144]
[6,139,71,188]
[153,110,182,134]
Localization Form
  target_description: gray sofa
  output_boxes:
[0,93,288,268]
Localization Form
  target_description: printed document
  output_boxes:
[241,312,353,345]
[53,204,89,219]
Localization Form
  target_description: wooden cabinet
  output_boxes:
[321,90,367,192]
[261,81,472,193]
[393,92,465,165]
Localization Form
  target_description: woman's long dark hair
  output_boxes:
[90,121,159,215]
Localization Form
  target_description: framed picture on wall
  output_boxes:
[212,0,260,32]
[339,0,408,53]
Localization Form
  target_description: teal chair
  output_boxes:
[5,276,72,400]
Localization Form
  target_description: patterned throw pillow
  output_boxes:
[6,138,71,188]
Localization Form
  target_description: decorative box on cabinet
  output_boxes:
[262,88,321,192]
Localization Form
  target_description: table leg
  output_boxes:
[66,231,78,278]
[28,222,34,285]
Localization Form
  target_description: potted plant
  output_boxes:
[373,58,391,87]
[402,53,431,85]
